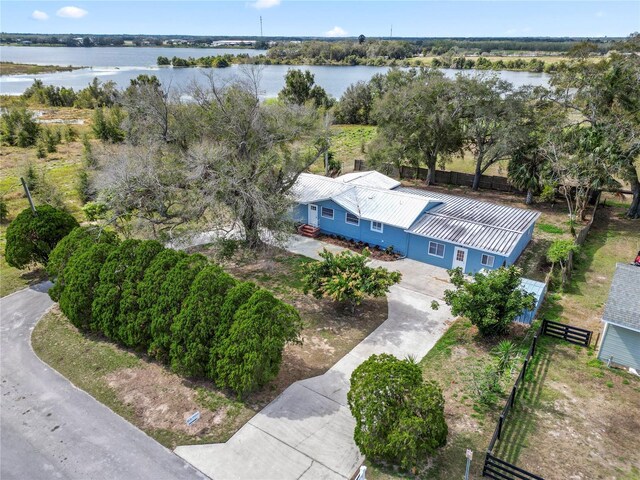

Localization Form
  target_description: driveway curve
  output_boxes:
[0,283,207,480]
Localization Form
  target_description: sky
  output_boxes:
[1,1,638,38]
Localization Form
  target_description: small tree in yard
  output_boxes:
[216,289,303,397]
[546,239,579,289]
[5,205,79,269]
[169,265,236,379]
[436,266,535,336]
[302,248,402,312]
[347,354,448,472]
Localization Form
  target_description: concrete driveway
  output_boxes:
[175,235,453,479]
[0,284,207,480]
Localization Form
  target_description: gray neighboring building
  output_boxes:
[598,263,640,370]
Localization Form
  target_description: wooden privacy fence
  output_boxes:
[482,319,594,480]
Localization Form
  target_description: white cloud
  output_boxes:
[250,0,281,9]
[595,11,605,17]
[56,6,88,18]
[325,26,348,37]
[31,10,49,21]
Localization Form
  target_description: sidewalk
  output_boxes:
[175,235,453,480]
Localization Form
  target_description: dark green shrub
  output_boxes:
[47,226,116,301]
[0,107,40,147]
[169,265,236,379]
[347,354,448,471]
[208,281,259,377]
[148,253,208,363]
[92,239,142,338]
[5,205,79,269]
[59,242,118,330]
[115,240,165,347]
[216,290,303,397]
[0,197,8,224]
[132,249,187,351]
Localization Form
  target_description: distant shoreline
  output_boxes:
[0,62,83,76]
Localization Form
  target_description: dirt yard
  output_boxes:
[33,246,390,449]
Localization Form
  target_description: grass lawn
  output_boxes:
[366,198,640,479]
[0,107,91,297]
[31,244,390,449]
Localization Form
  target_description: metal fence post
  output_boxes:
[497,415,504,440]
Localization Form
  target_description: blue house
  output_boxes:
[291,171,540,275]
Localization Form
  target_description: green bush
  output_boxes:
[92,107,125,143]
[133,249,187,351]
[216,289,303,397]
[169,265,236,378]
[438,266,536,336]
[5,205,79,269]
[208,281,259,377]
[0,107,40,147]
[0,197,8,224]
[347,354,448,471]
[302,248,402,311]
[116,240,165,347]
[59,242,118,330]
[47,226,116,301]
[92,239,143,339]
[148,253,208,363]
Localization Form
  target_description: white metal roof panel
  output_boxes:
[332,186,433,229]
[290,173,351,204]
[602,263,640,332]
[337,171,401,190]
[397,187,540,233]
[408,213,522,256]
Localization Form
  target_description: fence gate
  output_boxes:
[542,319,592,347]
[483,453,544,480]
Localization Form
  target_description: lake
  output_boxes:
[0,46,551,97]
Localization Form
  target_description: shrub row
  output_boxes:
[48,228,303,397]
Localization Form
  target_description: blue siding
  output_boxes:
[507,223,534,264]
[514,278,547,324]
[598,324,640,370]
[406,234,507,274]
[308,200,410,255]
[292,204,307,223]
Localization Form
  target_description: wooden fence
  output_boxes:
[482,319,594,479]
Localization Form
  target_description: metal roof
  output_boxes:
[291,173,432,229]
[602,263,640,332]
[331,186,433,229]
[290,173,351,204]
[337,171,401,190]
[398,187,540,233]
[408,213,523,256]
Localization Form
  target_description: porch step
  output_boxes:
[298,224,320,238]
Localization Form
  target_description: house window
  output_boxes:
[428,241,445,258]
[481,254,495,267]
[345,212,359,226]
[456,249,465,262]
[371,221,383,233]
[321,207,334,219]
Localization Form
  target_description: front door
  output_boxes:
[308,204,319,227]
[452,246,468,272]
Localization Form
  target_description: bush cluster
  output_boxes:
[348,354,448,471]
[48,231,303,397]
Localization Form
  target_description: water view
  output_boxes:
[0,46,550,97]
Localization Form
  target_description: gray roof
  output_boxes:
[602,263,640,332]
[291,173,433,229]
[400,187,540,256]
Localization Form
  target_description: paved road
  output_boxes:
[0,283,207,480]
[175,236,453,480]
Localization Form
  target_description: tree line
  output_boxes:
[331,55,640,219]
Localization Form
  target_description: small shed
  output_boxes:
[514,278,547,325]
[597,263,640,371]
